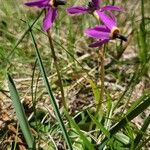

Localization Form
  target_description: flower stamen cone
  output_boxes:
[93,11,100,21]
[110,26,120,39]
[49,0,54,6]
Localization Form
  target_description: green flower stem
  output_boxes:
[96,46,105,113]
[92,13,105,113]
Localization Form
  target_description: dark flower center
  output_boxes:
[110,27,127,41]
[53,0,66,7]
[88,2,97,11]
[116,34,127,41]
[88,2,94,8]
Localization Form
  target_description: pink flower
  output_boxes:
[85,12,127,47]
[25,0,66,31]
[66,0,122,15]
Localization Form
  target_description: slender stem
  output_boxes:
[47,29,67,110]
[96,46,105,113]
[100,47,105,103]
[92,14,105,113]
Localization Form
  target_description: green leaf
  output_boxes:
[134,114,150,149]
[29,27,73,150]
[105,94,113,129]
[7,10,43,60]
[7,73,34,149]
[88,79,100,105]
[87,111,110,138]
[65,111,95,150]
[98,95,150,149]
[126,92,150,115]
[114,132,130,145]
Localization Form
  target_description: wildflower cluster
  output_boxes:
[25,0,126,46]
[67,0,127,47]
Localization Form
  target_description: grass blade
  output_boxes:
[87,111,110,138]
[98,95,150,149]
[65,111,95,150]
[7,10,43,60]
[134,114,150,148]
[139,0,147,64]
[136,137,150,150]
[29,27,73,150]
[7,73,34,149]
[126,93,150,115]
[88,79,100,106]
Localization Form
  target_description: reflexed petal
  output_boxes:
[101,5,123,12]
[66,6,89,14]
[43,7,58,31]
[25,0,48,8]
[109,12,117,22]
[96,11,117,30]
[92,25,110,32]
[92,0,100,8]
[89,39,109,47]
[85,27,109,39]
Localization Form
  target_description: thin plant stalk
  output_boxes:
[96,46,105,113]
[43,8,67,110]
[46,29,67,110]
[100,46,105,105]
[93,14,105,113]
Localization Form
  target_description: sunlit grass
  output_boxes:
[0,0,150,149]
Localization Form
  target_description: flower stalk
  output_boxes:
[46,28,67,110]
[25,1,67,109]
[97,46,105,112]
[94,18,105,113]
[67,0,124,113]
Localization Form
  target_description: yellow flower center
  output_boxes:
[110,27,120,39]
[93,11,100,21]
[49,0,55,8]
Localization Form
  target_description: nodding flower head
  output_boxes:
[25,0,66,31]
[85,13,127,47]
[66,0,122,16]
[110,27,120,39]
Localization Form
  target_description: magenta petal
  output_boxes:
[96,11,117,30]
[66,6,89,14]
[101,5,123,12]
[109,12,117,22]
[85,27,109,39]
[92,25,110,32]
[25,0,48,8]
[89,39,109,47]
[43,7,58,31]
